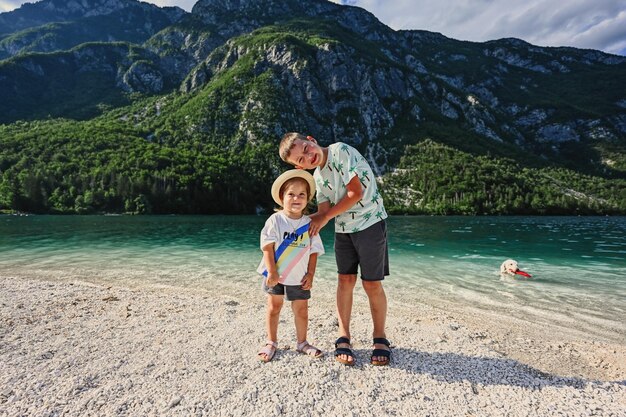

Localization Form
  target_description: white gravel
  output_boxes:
[1,276,625,416]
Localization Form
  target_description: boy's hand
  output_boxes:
[308,212,328,236]
[301,272,314,290]
[308,177,363,237]
[266,271,280,287]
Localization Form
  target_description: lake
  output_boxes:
[1,215,624,341]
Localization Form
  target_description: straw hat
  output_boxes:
[271,169,316,206]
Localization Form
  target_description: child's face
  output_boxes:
[281,180,308,218]
[286,138,324,170]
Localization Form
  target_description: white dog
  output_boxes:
[500,259,532,278]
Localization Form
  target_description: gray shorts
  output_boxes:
[334,220,389,281]
[262,279,311,301]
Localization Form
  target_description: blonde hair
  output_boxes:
[279,132,307,162]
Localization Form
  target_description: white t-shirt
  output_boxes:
[257,211,325,286]
[314,142,387,233]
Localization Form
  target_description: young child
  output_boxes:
[279,133,391,366]
[257,169,325,363]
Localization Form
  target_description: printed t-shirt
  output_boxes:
[314,142,387,233]
[257,211,325,286]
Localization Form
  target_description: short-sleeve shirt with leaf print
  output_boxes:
[314,142,387,233]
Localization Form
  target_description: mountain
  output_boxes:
[0,0,185,35]
[0,0,185,59]
[0,0,625,215]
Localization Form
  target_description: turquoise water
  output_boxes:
[1,215,625,339]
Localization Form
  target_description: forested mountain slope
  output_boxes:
[1,0,624,214]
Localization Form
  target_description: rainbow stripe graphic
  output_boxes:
[261,223,311,281]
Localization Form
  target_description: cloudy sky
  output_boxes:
[2,0,625,55]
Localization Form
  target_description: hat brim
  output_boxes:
[271,169,316,207]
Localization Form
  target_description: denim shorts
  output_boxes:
[262,279,311,301]
[334,220,389,281]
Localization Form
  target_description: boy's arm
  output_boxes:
[309,175,363,236]
[261,243,280,287]
[301,253,319,290]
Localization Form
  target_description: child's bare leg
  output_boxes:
[362,280,388,361]
[260,295,283,361]
[266,294,283,341]
[336,274,357,362]
[291,299,308,343]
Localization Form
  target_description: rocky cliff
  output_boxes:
[0,0,624,214]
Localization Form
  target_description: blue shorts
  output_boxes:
[334,220,389,281]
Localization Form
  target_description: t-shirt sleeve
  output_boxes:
[259,216,279,250]
[311,233,325,256]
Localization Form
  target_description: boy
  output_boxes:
[279,132,391,366]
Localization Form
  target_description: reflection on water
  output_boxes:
[1,215,625,339]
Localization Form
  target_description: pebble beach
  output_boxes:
[1,275,625,416]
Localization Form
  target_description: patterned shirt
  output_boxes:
[314,142,387,233]
[257,212,325,286]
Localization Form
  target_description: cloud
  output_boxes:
[563,9,626,54]
[147,0,195,12]
[331,0,626,55]
[3,0,624,55]
[0,0,22,13]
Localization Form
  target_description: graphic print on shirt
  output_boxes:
[314,142,387,233]
[261,222,311,279]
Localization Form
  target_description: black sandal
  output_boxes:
[371,337,391,366]
[334,337,355,366]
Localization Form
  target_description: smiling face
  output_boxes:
[284,138,326,170]
[280,178,309,218]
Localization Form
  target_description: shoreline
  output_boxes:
[1,275,625,416]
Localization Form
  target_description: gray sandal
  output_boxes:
[296,340,323,358]
[258,341,278,363]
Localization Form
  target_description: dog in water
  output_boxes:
[500,259,532,278]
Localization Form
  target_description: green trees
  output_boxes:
[381,140,626,215]
[0,115,278,214]
[2,122,625,215]
[1,22,624,216]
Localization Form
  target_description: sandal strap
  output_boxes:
[258,341,277,359]
[297,341,321,356]
[371,349,391,358]
[259,345,274,354]
[334,347,354,357]
[373,337,391,347]
[335,337,351,347]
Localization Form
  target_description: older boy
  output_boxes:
[279,132,391,366]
